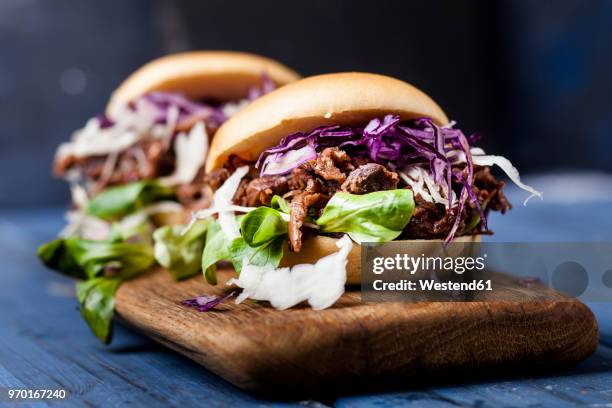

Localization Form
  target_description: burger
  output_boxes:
[53,51,300,224]
[38,51,299,342]
[184,72,541,310]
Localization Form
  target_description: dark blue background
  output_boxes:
[1,0,611,208]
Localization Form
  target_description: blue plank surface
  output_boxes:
[0,209,308,408]
[336,345,612,407]
[0,174,611,407]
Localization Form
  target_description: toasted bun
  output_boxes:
[206,72,449,172]
[106,51,301,118]
[280,235,481,285]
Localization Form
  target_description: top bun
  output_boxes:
[206,72,449,172]
[106,51,301,118]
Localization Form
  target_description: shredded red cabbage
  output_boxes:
[138,92,227,129]
[96,114,115,129]
[256,115,486,242]
[247,72,275,100]
[180,291,235,312]
[100,75,277,131]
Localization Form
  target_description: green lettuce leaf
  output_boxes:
[39,201,161,344]
[108,217,154,244]
[271,195,290,214]
[229,237,284,273]
[38,237,155,280]
[240,207,287,247]
[316,189,415,243]
[201,220,232,285]
[76,277,122,344]
[38,236,155,344]
[153,219,209,281]
[86,180,175,220]
[199,210,286,279]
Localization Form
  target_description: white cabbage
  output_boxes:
[187,166,250,238]
[190,204,257,220]
[55,104,174,161]
[117,201,183,232]
[399,166,454,207]
[60,211,111,241]
[221,99,250,118]
[227,235,353,310]
[70,183,89,209]
[60,201,182,241]
[471,154,543,205]
[448,148,543,205]
[159,121,208,187]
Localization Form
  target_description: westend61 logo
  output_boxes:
[361,242,612,302]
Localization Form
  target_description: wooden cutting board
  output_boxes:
[115,268,599,395]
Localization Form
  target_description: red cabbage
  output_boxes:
[180,291,235,312]
[96,115,115,129]
[247,73,275,100]
[139,92,226,129]
[105,75,277,131]
[256,115,487,242]
[261,145,317,176]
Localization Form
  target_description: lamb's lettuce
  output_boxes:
[229,237,284,273]
[240,207,287,247]
[228,207,287,272]
[76,277,122,344]
[200,209,287,280]
[108,217,154,244]
[316,189,415,243]
[153,219,209,281]
[38,234,155,344]
[38,237,155,280]
[271,195,290,214]
[201,220,232,285]
[86,180,175,220]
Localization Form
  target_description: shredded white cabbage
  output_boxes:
[448,148,543,205]
[442,120,457,129]
[221,99,250,118]
[162,104,179,138]
[98,151,120,188]
[215,166,248,239]
[159,121,208,187]
[118,201,183,232]
[399,166,454,207]
[471,154,543,205]
[399,168,431,202]
[227,235,353,310]
[56,117,137,159]
[55,104,174,161]
[187,166,250,238]
[60,201,182,241]
[60,211,111,240]
[70,184,89,209]
[190,204,258,220]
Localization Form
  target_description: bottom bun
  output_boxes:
[280,235,482,285]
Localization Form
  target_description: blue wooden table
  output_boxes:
[1,174,612,407]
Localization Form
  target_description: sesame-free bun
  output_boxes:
[280,235,481,285]
[206,72,449,172]
[106,51,301,118]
